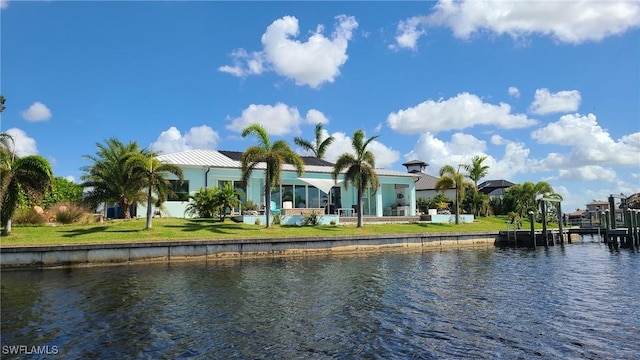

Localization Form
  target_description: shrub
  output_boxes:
[242,200,259,212]
[329,220,336,226]
[302,212,320,226]
[184,188,218,218]
[254,218,261,226]
[49,203,88,224]
[12,207,45,225]
[272,213,281,225]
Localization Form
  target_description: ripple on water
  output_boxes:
[1,244,639,359]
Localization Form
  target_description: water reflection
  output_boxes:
[2,245,639,359]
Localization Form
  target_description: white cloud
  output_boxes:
[323,131,399,169]
[64,175,76,183]
[508,86,520,98]
[405,132,539,180]
[150,125,220,154]
[218,49,265,77]
[305,109,329,125]
[394,0,640,49]
[555,166,618,182]
[0,0,8,10]
[404,132,487,175]
[392,16,428,50]
[220,15,358,88]
[5,128,38,157]
[226,103,303,136]
[20,101,52,122]
[387,92,537,134]
[529,88,581,115]
[531,113,639,167]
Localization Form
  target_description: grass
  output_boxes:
[0,216,547,247]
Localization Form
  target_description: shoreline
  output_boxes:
[1,231,498,269]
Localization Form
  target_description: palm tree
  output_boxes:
[125,151,184,229]
[185,187,218,218]
[215,182,242,221]
[1,155,53,235]
[435,164,473,224]
[0,95,6,113]
[464,155,490,189]
[331,130,379,228]
[506,181,556,218]
[294,123,335,159]
[241,123,304,228]
[81,138,147,219]
[463,155,490,216]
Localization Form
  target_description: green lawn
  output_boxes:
[0,216,540,247]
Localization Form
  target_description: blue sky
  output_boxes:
[2,0,639,212]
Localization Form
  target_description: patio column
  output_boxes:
[376,185,383,217]
[409,181,416,216]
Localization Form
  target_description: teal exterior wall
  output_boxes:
[137,166,417,218]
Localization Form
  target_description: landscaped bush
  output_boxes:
[272,213,281,225]
[12,207,45,225]
[49,203,89,224]
[302,212,320,226]
[242,200,259,213]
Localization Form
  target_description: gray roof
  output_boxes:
[157,149,240,168]
[402,159,428,167]
[478,179,515,194]
[414,173,439,190]
[158,149,415,178]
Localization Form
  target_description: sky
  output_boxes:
[1,0,639,212]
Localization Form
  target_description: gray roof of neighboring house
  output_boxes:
[478,179,515,194]
[414,172,439,191]
[158,149,416,178]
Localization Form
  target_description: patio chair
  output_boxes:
[270,201,281,215]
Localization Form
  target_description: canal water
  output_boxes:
[2,239,639,359]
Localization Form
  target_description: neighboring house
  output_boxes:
[402,160,455,201]
[586,200,610,213]
[477,180,515,198]
[138,149,418,218]
[566,209,586,225]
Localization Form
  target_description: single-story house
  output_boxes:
[477,180,515,198]
[137,149,419,219]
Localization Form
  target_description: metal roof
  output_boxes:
[414,173,440,190]
[157,149,416,178]
[157,149,240,168]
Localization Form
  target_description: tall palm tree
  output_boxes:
[294,123,335,159]
[241,123,304,228]
[463,155,490,216]
[81,138,148,219]
[464,155,490,189]
[125,151,184,229]
[1,155,53,235]
[331,130,380,228]
[435,164,473,224]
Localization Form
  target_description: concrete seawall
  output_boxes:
[1,232,498,269]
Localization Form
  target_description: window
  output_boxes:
[294,185,307,208]
[309,186,321,208]
[168,180,189,201]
